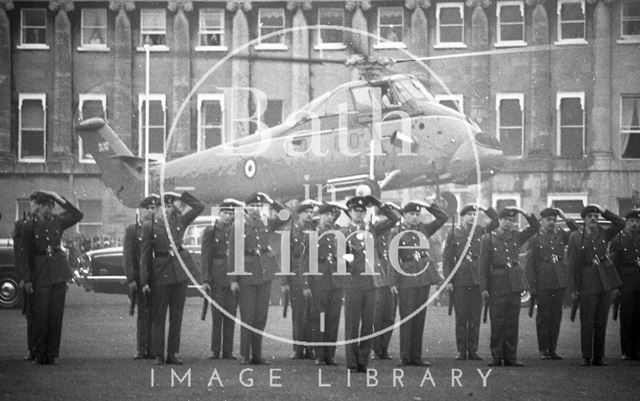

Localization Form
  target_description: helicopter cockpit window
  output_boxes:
[351,86,379,113]
[391,78,436,104]
[324,88,353,116]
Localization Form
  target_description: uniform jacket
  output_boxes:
[123,223,142,283]
[201,220,234,287]
[342,205,400,290]
[479,214,539,296]
[282,219,317,287]
[442,208,499,287]
[610,229,640,291]
[567,210,625,295]
[389,204,449,289]
[13,216,30,281]
[21,200,83,286]
[525,218,580,291]
[306,222,344,292]
[140,192,204,287]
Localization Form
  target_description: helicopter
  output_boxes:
[76,55,504,208]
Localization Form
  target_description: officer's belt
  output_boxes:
[245,246,271,256]
[318,256,334,263]
[33,248,62,256]
[154,247,184,257]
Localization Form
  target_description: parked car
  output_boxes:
[0,239,21,309]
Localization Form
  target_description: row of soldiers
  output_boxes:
[123,191,640,370]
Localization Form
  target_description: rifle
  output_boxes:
[528,292,536,318]
[201,287,210,321]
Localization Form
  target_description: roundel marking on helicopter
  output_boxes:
[244,159,256,178]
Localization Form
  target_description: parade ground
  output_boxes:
[1,285,639,401]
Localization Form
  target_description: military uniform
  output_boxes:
[13,209,35,359]
[611,223,640,360]
[21,193,83,365]
[525,210,579,359]
[140,191,204,363]
[479,211,538,366]
[202,217,237,359]
[567,208,624,365]
[390,203,448,365]
[234,193,289,364]
[123,222,152,358]
[442,206,498,360]
[307,208,343,365]
[342,197,399,371]
[372,227,396,360]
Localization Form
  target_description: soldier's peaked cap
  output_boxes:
[163,191,181,203]
[539,208,559,218]
[140,194,160,208]
[346,196,372,210]
[625,209,640,220]
[460,204,479,216]
[245,192,269,205]
[29,191,39,201]
[498,208,518,218]
[581,205,601,218]
[316,203,336,215]
[33,192,55,205]
[402,202,424,214]
[220,199,244,211]
[295,200,319,214]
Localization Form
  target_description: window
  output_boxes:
[140,9,166,47]
[557,0,586,43]
[19,94,46,163]
[258,8,285,48]
[496,94,524,157]
[436,3,465,47]
[557,92,585,158]
[435,94,464,112]
[263,99,283,129]
[621,1,640,40]
[496,1,525,45]
[198,9,225,49]
[81,9,108,48]
[377,8,404,47]
[77,200,102,237]
[197,94,224,151]
[317,8,345,48]
[547,193,588,219]
[78,94,106,163]
[138,94,166,159]
[492,193,521,212]
[621,95,640,158]
[16,199,31,222]
[20,9,47,48]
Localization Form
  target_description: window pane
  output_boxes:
[21,130,45,158]
[203,101,222,125]
[380,26,403,42]
[83,9,107,27]
[439,99,460,111]
[17,200,31,220]
[500,128,522,156]
[623,20,640,36]
[625,2,640,16]
[263,99,283,128]
[561,3,584,20]
[441,26,463,43]
[24,28,46,44]
[261,10,284,26]
[560,127,583,157]
[561,22,584,39]
[560,98,582,125]
[325,89,351,115]
[380,9,403,25]
[148,102,164,125]
[24,9,46,26]
[500,5,522,23]
[83,28,106,45]
[260,27,284,44]
[82,100,105,119]
[551,199,584,215]
[496,199,517,210]
[202,11,223,28]
[621,96,640,130]
[149,127,164,153]
[319,9,344,43]
[499,99,522,127]
[22,99,44,128]
[441,7,462,24]
[501,25,524,41]
[203,127,222,148]
[142,10,165,29]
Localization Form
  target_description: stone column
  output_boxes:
[466,0,491,128]
[50,0,75,162]
[168,0,193,158]
[526,0,552,157]
[587,0,615,158]
[346,0,371,60]
[287,1,312,112]
[227,1,252,141]
[109,0,135,148]
[0,1,13,162]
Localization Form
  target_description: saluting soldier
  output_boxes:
[611,209,640,361]
[479,207,539,367]
[140,191,204,365]
[308,203,344,366]
[233,192,289,365]
[390,201,448,367]
[282,201,317,360]
[123,194,160,359]
[342,196,399,372]
[525,208,580,360]
[13,192,39,361]
[21,191,83,365]
[442,204,499,361]
[567,205,624,366]
[202,199,244,360]
[372,202,402,361]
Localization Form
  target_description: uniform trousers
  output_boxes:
[238,281,272,360]
[453,285,482,355]
[620,287,640,357]
[373,285,396,356]
[398,286,430,361]
[489,291,521,362]
[150,281,187,357]
[344,287,376,369]
[210,285,237,355]
[290,283,313,355]
[579,291,611,360]
[310,285,342,361]
[33,282,67,360]
[535,288,565,354]
[136,288,152,355]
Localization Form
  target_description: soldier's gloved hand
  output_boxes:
[25,282,33,294]
[554,208,566,219]
[481,290,489,301]
[281,284,290,294]
[303,288,312,299]
[142,284,151,294]
[128,281,137,290]
[446,283,453,292]
[202,283,211,294]
[390,286,398,296]
[230,282,240,293]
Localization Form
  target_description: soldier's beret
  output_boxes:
[33,192,55,205]
[402,202,423,214]
[140,194,160,208]
[316,203,335,215]
[245,192,269,205]
[580,205,601,218]
[219,198,244,212]
[163,191,181,204]
[625,209,640,220]
[29,192,39,201]
[498,208,518,218]
[346,196,369,211]
[539,208,559,218]
[460,204,479,216]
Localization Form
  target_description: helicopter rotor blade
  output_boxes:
[232,54,346,65]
